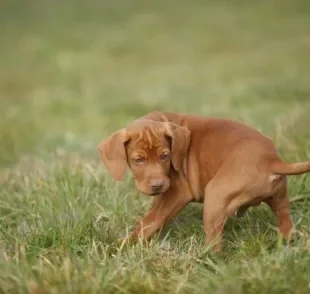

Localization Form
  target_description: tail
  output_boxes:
[270,160,310,175]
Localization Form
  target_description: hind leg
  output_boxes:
[203,178,245,253]
[265,182,294,240]
[203,197,228,253]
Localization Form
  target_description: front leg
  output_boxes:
[124,172,193,243]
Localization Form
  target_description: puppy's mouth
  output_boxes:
[146,186,170,196]
[148,192,162,196]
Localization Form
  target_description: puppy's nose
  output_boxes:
[149,178,164,192]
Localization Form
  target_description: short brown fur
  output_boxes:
[98,111,310,252]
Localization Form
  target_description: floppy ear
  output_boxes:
[98,128,129,181]
[164,122,191,171]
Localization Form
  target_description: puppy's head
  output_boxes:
[98,119,191,196]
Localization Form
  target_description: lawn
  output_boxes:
[1,0,310,293]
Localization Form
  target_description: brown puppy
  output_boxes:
[98,111,310,252]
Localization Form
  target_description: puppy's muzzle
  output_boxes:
[149,178,164,195]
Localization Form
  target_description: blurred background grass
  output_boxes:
[0,0,310,293]
[1,0,310,166]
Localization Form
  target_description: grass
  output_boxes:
[1,0,310,292]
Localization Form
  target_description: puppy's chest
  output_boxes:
[184,164,207,202]
[184,153,214,202]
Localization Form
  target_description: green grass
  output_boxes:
[1,0,310,292]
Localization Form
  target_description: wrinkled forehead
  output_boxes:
[126,122,170,153]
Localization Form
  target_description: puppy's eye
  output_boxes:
[160,153,169,161]
[134,158,144,164]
